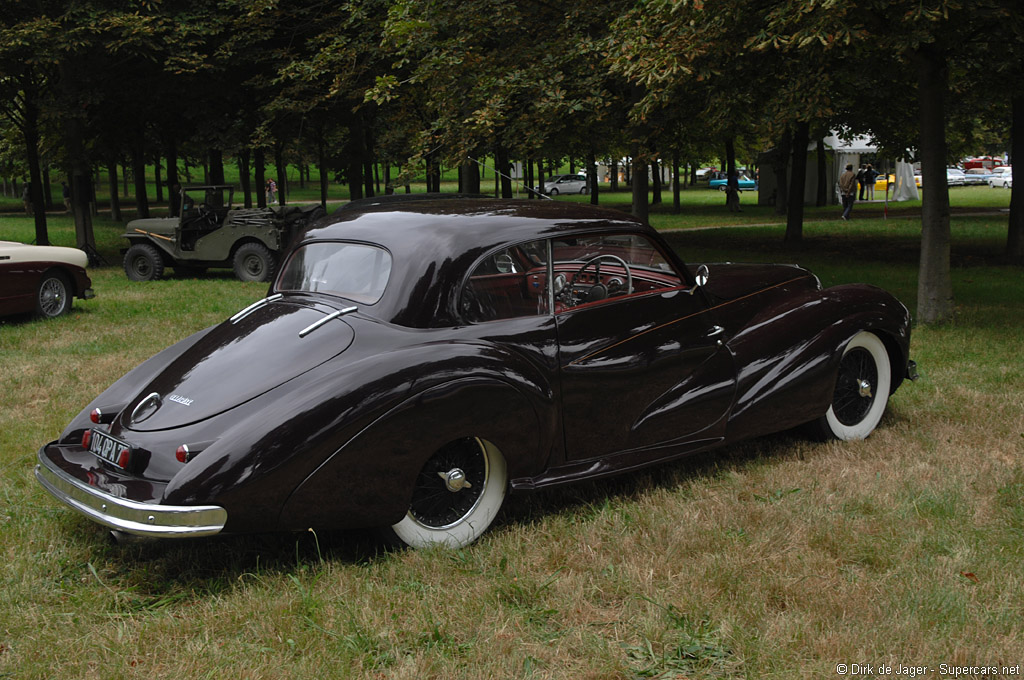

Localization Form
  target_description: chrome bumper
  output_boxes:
[35,448,226,538]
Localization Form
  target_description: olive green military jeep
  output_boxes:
[122,185,325,282]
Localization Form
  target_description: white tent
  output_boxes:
[758,132,917,206]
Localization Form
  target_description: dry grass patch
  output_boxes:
[2,214,1023,678]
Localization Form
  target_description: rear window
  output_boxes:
[278,242,392,304]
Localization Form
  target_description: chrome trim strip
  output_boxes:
[230,294,282,323]
[298,306,357,338]
[35,449,226,538]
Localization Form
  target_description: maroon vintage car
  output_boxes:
[36,197,915,547]
[0,241,95,319]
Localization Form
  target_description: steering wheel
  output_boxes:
[563,254,632,306]
[196,203,218,227]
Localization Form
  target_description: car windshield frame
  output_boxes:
[276,240,393,305]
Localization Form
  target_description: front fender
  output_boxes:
[724,284,910,440]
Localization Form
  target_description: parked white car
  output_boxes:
[946,168,966,186]
[988,166,1013,188]
[538,174,588,196]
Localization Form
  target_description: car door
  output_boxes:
[552,233,736,462]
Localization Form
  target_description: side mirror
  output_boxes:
[688,264,709,294]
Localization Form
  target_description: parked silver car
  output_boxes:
[539,174,588,196]
[988,167,1013,189]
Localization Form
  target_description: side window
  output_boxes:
[461,241,549,323]
[551,233,684,310]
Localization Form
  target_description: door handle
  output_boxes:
[704,325,725,346]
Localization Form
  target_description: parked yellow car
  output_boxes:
[874,174,922,192]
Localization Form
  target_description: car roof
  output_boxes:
[289,197,661,328]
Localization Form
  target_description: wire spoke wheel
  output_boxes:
[408,438,488,528]
[391,437,507,548]
[832,347,878,426]
[817,331,891,441]
[36,275,69,317]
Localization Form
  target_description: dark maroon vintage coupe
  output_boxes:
[36,198,915,547]
[1,241,95,319]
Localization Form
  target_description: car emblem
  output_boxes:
[168,394,194,407]
[130,392,162,424]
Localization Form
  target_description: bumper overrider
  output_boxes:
[35,446,226,538]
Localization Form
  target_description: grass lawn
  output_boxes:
[0,186,1022,678]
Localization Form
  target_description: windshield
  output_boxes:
[277,242,392,304]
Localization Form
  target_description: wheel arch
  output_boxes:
[38,266,75,295]
[277,376,543,531]
[725,285,911,440]
[124,236,174,262]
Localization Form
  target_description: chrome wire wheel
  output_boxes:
[391,438,507,548]
[36,274,70,318]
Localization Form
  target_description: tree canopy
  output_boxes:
[1,0,1021,322]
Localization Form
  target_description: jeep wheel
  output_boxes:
[233,242,275,282]
[124,243,164,281]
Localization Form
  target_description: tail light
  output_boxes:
[81,429,92,449]
[89,407,120,425]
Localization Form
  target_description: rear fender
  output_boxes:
[277,377,542,530]
[725,284,910,439]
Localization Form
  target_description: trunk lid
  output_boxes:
[120,300,354,431]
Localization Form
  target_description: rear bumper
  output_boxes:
[35,446,226,538]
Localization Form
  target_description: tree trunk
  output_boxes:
[20,87,49,246]
[914,44,954,324]
[587,148,599,205]
[65,115,96,258]
[462,158,480,193]
[496,147,513,198]
[274,144,287,205]
[317,137,328,210]
[725,138,741,212]
[651,158,662,205]
[165,136,180,216]
[255,147,266,208]
[107,160,121,222]
[815,137,827,207]
[785,122,810,243]
[209,149,225,185]
[631,142,649,222]
[773,129,791,216]
[237,148,252,208]
[536,159,545,196]
[154,159,163,204]
[672,151,681,214]
[131,130,150,219]
[1007,94,1023,262]
[42,165,53,211]
[610,159,619,192]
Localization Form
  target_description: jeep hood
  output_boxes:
[120,301,354,431]
[124,217,178,238]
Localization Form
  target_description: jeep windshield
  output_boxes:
[277,242,392,305]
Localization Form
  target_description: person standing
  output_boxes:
[856,164,867,200]
[61,181,72,212]
[839,164,857,220]
[864,164,878,200]
[265,178,277,204]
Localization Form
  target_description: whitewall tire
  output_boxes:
[817,331,892,441]
[391,438,507,548]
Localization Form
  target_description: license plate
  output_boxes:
[88,429,133,470]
